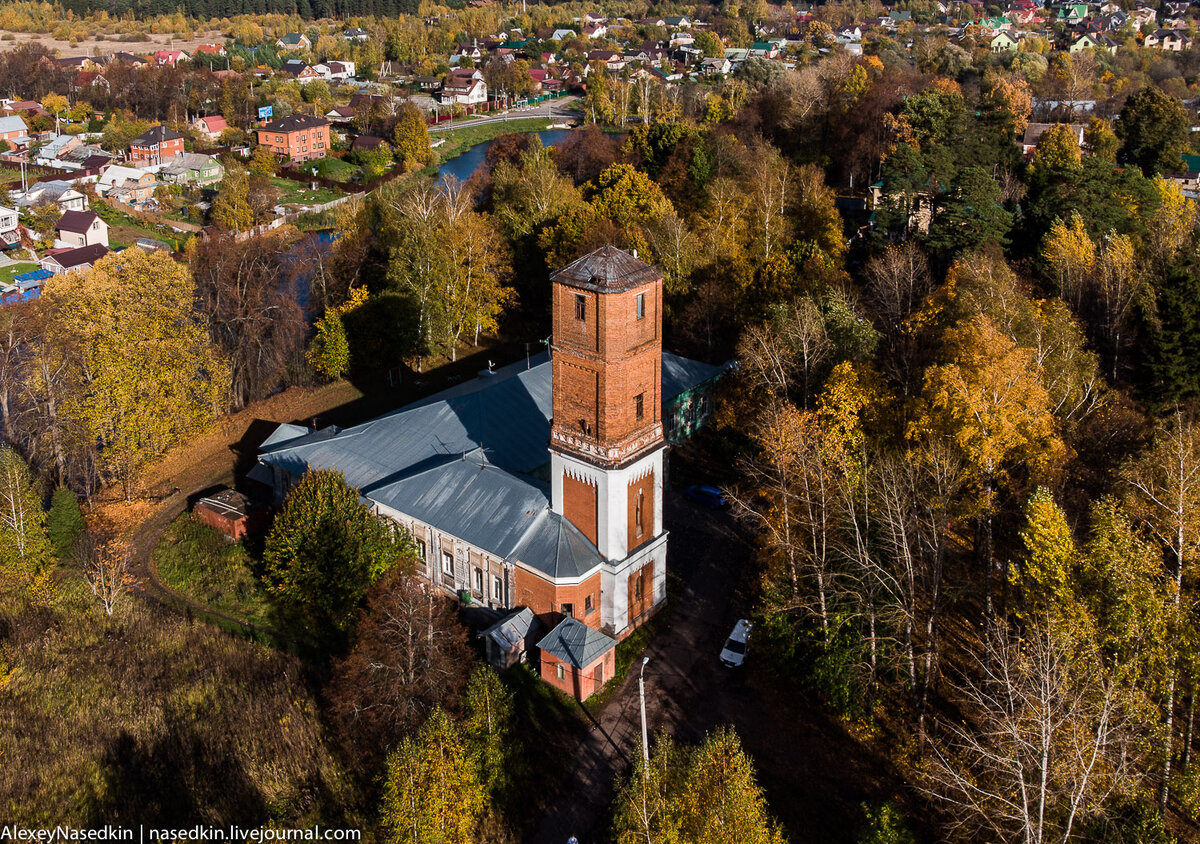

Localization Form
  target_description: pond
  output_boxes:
[436,128,573,183]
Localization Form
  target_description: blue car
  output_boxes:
[683,484,728,508]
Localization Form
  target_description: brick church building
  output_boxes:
[254,246,721,699]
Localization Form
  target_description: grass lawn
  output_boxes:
[310,156,360,182]
[432,117,553,163]
[0,262,37,286]
[270,177,345,206]
[154,513,275,630]
[94,203,187,250]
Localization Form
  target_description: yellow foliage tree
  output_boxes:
[46,249,229,499]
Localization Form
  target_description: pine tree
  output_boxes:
[262,468,408,636]
[46,485,84,563]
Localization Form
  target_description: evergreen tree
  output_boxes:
[1144,261,1200,406]
[1118,87,1189,177]
[262,468,408,636]
[46,486,84,563]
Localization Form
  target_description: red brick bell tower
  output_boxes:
[548,246,668,635]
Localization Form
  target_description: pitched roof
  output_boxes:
[537,617,617,668]
[481,607,535,649]
[45,243,109,269]
[0,115,29,135]
[197,114,228,132]
[56,210,102,234]
[259,114,330,133]
[550,245,662,292]
[131,125,184,146]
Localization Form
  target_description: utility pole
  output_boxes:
[639,656,650,774]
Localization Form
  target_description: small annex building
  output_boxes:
[255,247,723,699]
[194,488,268,541]
[537,616,618,700]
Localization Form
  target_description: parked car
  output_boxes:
[720,619,752,668]
[683,484,728,508]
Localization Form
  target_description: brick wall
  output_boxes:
[627,470,655,553]
[551,276,661,452]
[513,567,603,629]
[562,473,598,546]
[540,648,614,701]
[627,558,654,624]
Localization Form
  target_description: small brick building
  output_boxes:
[537,616,618,701]
[194,488,268,541]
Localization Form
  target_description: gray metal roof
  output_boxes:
[481,607,535,650]
[536,617,617,668]
[663,353,723,398]
[551,244,662,292]
[258,349,720,578]
[369,451,603,580]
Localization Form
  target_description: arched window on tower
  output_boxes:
[635,489,645,538]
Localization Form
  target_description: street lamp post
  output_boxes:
[639,656,650,772]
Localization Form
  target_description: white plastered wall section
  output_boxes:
[550,446,664,561]
[551,445,667,633]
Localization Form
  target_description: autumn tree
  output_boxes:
[381,707,485,844]
[210,166,255,232]
[0,446,52,599]
[461,666,515,801]
[923,621,1141,843]
[262,469,409,638]
[393,100,432,171]
[612,728,784,844]
[189,230,306,409]
[331,568,471,746]
[45,249,228,499]
[1123,410,1200,806]
[911,316,1063,615]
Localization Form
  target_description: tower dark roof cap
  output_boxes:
[550,244,661,293]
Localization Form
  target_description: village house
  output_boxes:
[40,243,109,275]
[1145,29,1192,50]
[343,27,370,41]
[0,204,19,250]
[130,126,185,165]
[159,153,225,186]
[280,59,321,83]
[98,165,157,203]
[0,115,30,146]
[1070,32,1119,54]
[255,247,723,701]
[194,43,227,57]
[256,114,330,163]
[442,69,489,105]
[991,30,1020,52]
[276,32,312,51]
[194,115,228,139]
[153,50,189,67]
[18,181,88,213]
[315,60,356,81]
[54,209,109,249]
